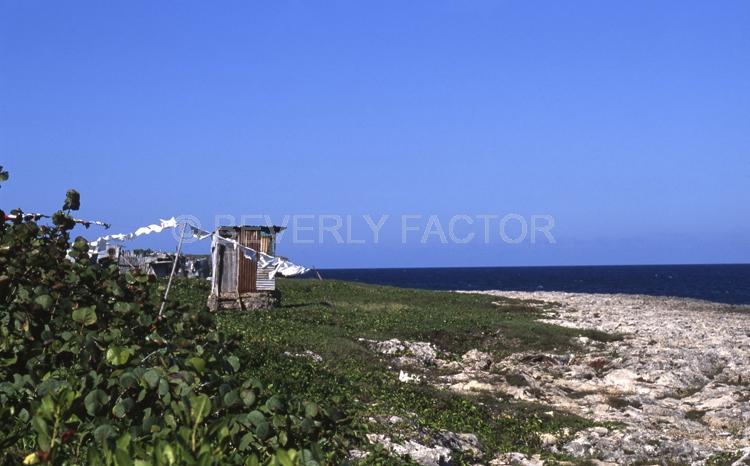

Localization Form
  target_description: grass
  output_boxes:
[706,451,743,466]
[606,395,642,410]
[685,409,706,422]
[171,278,618,463]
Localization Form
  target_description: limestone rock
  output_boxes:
[458,290,750,463]
[461,349,493,371]
[489,452,544,465]
[367,434,451,466]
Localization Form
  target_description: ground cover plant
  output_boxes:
[211,279,617,464]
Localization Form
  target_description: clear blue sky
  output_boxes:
[2,1,748,268]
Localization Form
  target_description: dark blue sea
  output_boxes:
[314,264,750,305]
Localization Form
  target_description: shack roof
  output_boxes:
[217,225,286,233]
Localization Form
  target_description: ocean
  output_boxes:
[313,264,750,305]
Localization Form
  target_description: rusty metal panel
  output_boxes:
[259,236,271,255]
[238,229,259,293]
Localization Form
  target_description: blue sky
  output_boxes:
[1,1,749,268]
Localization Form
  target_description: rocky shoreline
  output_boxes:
[364,292,750,465]
[478,292,750,464]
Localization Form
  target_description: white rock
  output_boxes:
[490,452,544,465]
[366,434,451,466]
[457,290,750,464]
[602,369,639,392]
[539,432,558,448]
[462,349,493,371]
[399,370,421,383]
[450,380,495,393]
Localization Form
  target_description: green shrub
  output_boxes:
[0,183,354,465]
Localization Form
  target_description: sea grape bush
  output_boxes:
[0,183,353,465]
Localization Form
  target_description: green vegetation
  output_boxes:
[706,451,743,466]
[605,395,642,411]
[0,183,353,465]
[1,171,615,464]
[202,279,615,463]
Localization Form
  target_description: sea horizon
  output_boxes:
[319,261,750,270]
[314,263,750,305]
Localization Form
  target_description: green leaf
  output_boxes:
[72,236,89,252]
[84,389,110,416]
[113,302,132,313]
[227,355,240,372]
[300,418,315,434]
[222,389,240,407]
[189,394,211,423]
[93,424,115,443]
[52,211,74,228]
[247,410,266,427]
[239,432,254,451]
[63,189,80,211]
[106,346,131,366]
[72,306,97,326]
[265,395,283,413]
[304,402,319,418]
[31,416,50,452]
[114,448,132,466]
[275,450,294,466]
[143,369,160,388]
[187,357,206,373]
[158,378,170,397]
[38,395,55,417]
[240,389,256,407]
[112,398,133,418]
[34,294,53,310]
[254,421,270,440]
[301,450,320,466]
[0,354,17,366]
[118,372,139,389]
[116,432,132,450]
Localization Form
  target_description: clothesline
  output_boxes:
[193,226,309,278]
[88,217,178,252]
[88,218,309,278]
[4,212,111,229]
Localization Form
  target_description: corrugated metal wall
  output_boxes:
[256,267,275,291]
[214,227,278,296]
[238,229,260,293]
[255,232,275,291]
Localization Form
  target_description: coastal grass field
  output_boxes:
[173,278,619,463]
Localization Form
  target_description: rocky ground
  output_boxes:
[362,292,750,465]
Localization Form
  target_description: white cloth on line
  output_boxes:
[211,232,309,277]
[89,217,178,255]
[189,225,213,241]
[90,219,309,278]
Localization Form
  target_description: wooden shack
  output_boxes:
[207,225,285,311]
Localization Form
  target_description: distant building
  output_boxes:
[99,247,211,279]
[184,257,211,279]
[207,225,285,311]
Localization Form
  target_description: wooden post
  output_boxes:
[158,222,186,319]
